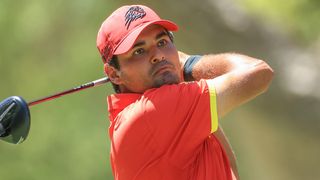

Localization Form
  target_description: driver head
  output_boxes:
[0,96,30,144]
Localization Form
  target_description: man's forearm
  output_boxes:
[181,52,273,117]
[191,53,265,81]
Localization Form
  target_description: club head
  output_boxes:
[0,96,30,144]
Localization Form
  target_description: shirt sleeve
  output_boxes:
[140,79,219,168]
[207,79,219,133]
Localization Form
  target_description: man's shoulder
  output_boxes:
[143,80,208,97]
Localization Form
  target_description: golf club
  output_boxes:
[0,77,110,144]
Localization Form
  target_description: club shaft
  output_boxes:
[28,77,109,107]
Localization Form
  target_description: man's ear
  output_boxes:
[104,64,122,85]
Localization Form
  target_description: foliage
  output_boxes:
[1,0,319,180]
[238,0,320,44]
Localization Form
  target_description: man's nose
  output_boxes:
[150,47,165,64]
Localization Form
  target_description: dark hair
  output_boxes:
[108,56,121,93]
[107,30,174,93]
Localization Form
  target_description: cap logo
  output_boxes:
[125,6,146,29]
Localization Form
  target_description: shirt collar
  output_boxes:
[107,93,142,121]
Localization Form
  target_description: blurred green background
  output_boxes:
[1,0,319,179]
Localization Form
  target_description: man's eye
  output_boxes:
[133,48,145,55]
[158,39,168,47]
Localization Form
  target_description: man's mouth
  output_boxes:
[153,65,173,76]
[151,60,175,77]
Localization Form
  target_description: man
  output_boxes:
[96,4,273,180]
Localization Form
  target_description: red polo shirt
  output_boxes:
[107,79,232,180]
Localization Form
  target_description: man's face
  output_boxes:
[112,25,182,93]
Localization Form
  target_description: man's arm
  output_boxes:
[215,126,239,179]
[179,51,274,180]
[180,52,274,118]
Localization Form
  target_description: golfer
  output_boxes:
[96,4,273,180]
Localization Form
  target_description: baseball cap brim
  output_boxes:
[114,20,178,55]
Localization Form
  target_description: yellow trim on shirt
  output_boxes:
[207,80,218,133]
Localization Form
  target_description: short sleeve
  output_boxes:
[140,79,219,167]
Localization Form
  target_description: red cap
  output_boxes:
[96,5,178,63]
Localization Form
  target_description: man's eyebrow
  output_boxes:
[131,31,168,49]
[132,41,145,49]
[156,31,169,40]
